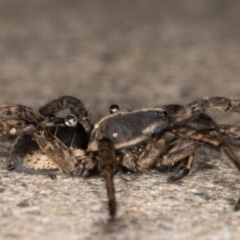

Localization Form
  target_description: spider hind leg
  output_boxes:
[98,138,117,219]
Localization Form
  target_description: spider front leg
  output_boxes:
[0,119,27,135]
[172,97,240,124]
[39,96,92,133]
[212,125,240,142]
[0,104,44,124]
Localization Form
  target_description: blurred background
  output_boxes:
[1,1,240,240]
[1,0,240,117]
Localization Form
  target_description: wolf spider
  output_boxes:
[1,96,240,219]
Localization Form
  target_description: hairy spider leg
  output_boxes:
[158,125,240,209]
[0,104,44,124]
[39,96,92,133]
[98,138,117,219]
[163,126,240,168]
[172,97,240,124]
[0,119,27,135]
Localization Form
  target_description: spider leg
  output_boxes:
[39,96,92,133]
[98,138,117,219]
[216,125,240,142]
[172,97,240,124]
[120,152,138,172]
[119,137,167,172]
[167,154,195,182]
[0,119,27,135]
[234,197,240,211]
[166,104,218,128]
[120,127,197,174]
[120,134,194,173]
[165,126,240,169]
[158,126,240,209]
[153,136,199,181]
[0,104,44,124]
[0,117,64,136]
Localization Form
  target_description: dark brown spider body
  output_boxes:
[1,96,240,219]
[88,107,169,151]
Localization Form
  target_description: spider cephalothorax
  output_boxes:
[1,96,240,219]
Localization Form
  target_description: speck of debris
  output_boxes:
[193,192,211,200]
[113,132,118,138]
[17,201,30,208]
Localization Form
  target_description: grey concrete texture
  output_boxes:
[0,0,240,239]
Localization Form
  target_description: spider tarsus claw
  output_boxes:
[70,167,85,177]
[48,173,57,180]
[109,200,116,219]
[167,168,190,183]
[6,162,15,171]
[167,175,182,183]
[82,169,90,178]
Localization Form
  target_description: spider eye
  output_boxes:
[109,104,120,114]
[48,114,56,121]
[162,111,168,117]
[152,111,168,117]
[153,111,160,115]
[65,114,78,127]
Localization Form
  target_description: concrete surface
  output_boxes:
[1,0,240,239]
